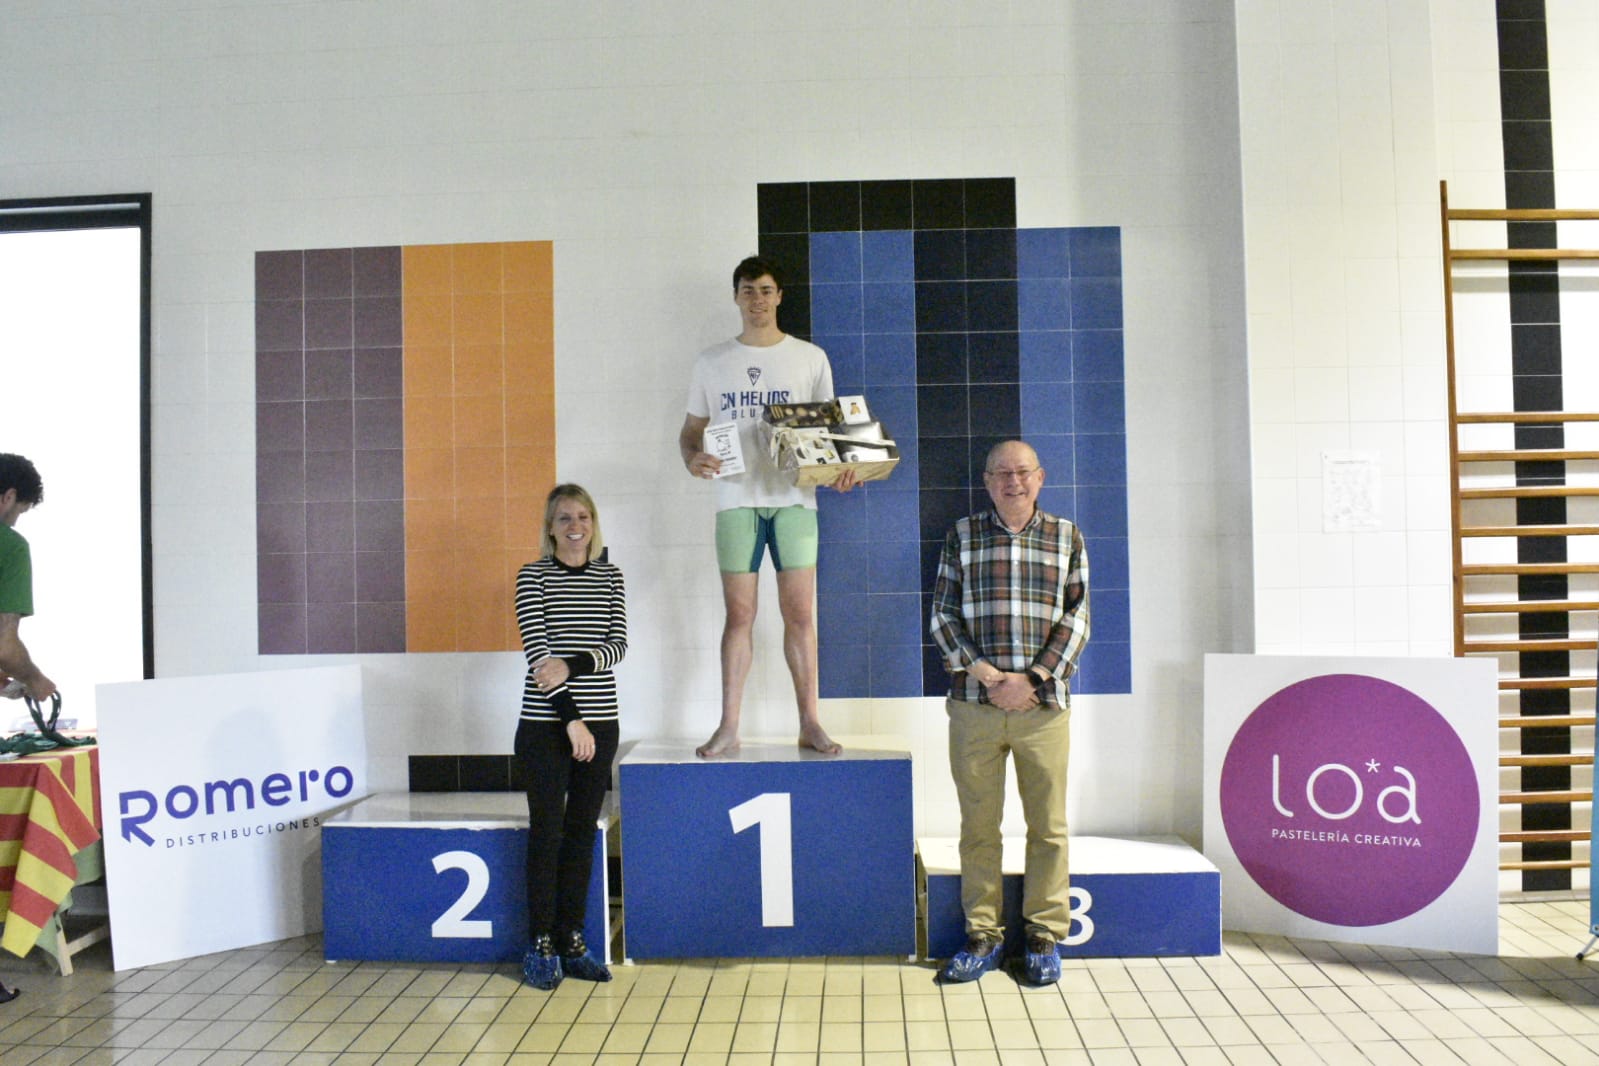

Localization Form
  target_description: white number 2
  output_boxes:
[1063,886,1094,946]
[729,792,795,927]
[431,850,493,939]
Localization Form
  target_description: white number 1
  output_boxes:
[729,792,794,927]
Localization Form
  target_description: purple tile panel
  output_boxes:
[257,245,419,655]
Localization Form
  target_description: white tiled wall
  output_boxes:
[1,2,1251,842]
[1236,0,1452,657]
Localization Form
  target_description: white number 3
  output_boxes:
[1064,886,1094,946]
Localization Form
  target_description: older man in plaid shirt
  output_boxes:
[930,439,1090,986]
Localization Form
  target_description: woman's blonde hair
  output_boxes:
[541,483,605,562]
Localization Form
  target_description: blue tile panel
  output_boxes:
[759,183,1129,698]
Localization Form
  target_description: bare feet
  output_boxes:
[798,720,842,755]
[696,726,741,758]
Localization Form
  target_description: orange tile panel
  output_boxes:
[403,245,453,294]
[454,549,515,652]
[403,345,454,398]
[405,607,456,652]
[505,510,543,554]
[504,291,554,344]
[502,241,553,293]
[452,293,504,346]
[453,343,505,397]
[396,239,559,653]
[404,549,457,652]
[456,599,509,652]
[402,290,452,347]
[504,336,554,392]
[504,445,554,502]
[452,242,504,295]
[401,497,456,551]
[455,447,507,500]
[404,447,455,503]
[453,395,506,449]
[508,389,555,448]
[403,395,455,452]
[455,497,507,550]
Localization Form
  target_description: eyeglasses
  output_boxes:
[984,467,1038,481]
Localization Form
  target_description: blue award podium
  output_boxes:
[618,741,915,959]
[321,792,615,964]
[921,835,1221,959]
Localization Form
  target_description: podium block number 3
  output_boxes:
[729,792,794,927]
[432,850,493,939]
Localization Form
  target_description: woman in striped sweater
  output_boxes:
[515,484,628,990]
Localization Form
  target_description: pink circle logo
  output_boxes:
[1220,674,1479,926]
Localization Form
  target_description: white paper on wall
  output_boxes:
[1322,450,1381,532]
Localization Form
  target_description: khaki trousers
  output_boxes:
[946,697,1071,940]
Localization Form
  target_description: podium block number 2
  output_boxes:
[431,850,493,939]
[729,792,793,927]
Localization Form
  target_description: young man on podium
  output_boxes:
[678,256,855,758]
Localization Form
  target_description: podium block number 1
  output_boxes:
[728,792,793,927]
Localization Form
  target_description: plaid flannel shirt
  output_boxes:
[929,507,1090,708]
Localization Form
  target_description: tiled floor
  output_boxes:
[3,901,1599,1065]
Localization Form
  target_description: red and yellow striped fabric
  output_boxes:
[0,747,100,957]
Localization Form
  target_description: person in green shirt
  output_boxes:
[0,454,54,1003]
[0,452,54,705]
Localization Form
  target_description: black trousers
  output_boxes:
[514,717,619,940]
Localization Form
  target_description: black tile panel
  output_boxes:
[1496,12,1549,71]
[918,488,971,541]
[758,182,809,234]
[758,232,810,286]
[912,180,964,229]
[1511,372,1563,411]
[408,754,459,792]
[968,384,1021,436]
[916,333,967,384]
[917,384,969,437]
[915,229,966,281]
[1508,324,1564,373]
[963,178,1017,228]
[968,332,1019,383]
[1500,69,1551,121]
[1501,120,1554,173]
[862,180,914,230]
[809,181,862,231]
[915,281,967,332]
[1515,497,1568,527]
[967,281,1018,331]
[965,228,1017,279]
[1504,169,1555,207]
[1507,271,1560,323]
[919,437,971,488]
[460,755,513,791]
[777,283,811,340]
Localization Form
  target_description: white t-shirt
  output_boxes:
[686,335,836,511]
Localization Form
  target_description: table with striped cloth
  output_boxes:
[0,746,101,958]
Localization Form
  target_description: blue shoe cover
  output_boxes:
[523,942,563,990]
[1022,937,1061,985]
[939,935,1003,983]
[563,950,613,982]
